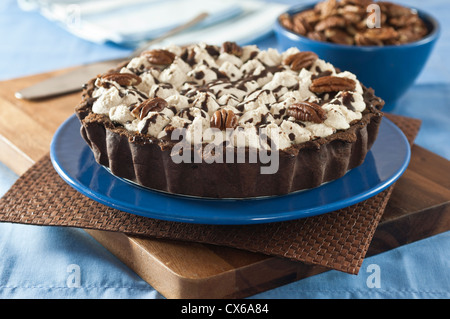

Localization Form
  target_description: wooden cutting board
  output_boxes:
[1,68,449,299]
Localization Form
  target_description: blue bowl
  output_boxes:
[274,3,440,111]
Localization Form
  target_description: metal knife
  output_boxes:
[15,12,209,100]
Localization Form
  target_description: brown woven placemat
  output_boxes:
[0,114,421,274]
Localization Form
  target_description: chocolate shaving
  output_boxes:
[221,41,243,57]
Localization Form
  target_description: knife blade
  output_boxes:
[15,12,209,100]
[14,58,126,100]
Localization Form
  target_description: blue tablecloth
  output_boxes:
[1,0,449,299]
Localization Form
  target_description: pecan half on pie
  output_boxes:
[75,42,384,199]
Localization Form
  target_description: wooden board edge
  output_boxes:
[83,195,450,299]
[368,202,450,256]
[84,229,329,299]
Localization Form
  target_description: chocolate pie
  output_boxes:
[75,42,384,199]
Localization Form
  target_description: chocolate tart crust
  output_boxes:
[75,65,384,199]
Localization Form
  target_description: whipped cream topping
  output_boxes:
[91,42,368,150]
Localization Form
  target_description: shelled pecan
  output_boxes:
[99,73,142,87]
[131,97,168,120]
[287,102,327,123]
[324,28,354,45]
[283,51,318,71]
[315,15,347,31]
[141,49,176,65]
[210,109,239,130]
[310,75,356,93]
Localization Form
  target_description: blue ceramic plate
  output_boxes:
[50,115,410,225]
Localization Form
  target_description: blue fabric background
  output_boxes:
[0,0,449,299]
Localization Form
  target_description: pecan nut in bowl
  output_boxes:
[279,0,429,46]
[76,42,384,199]
[274,1,440,106]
